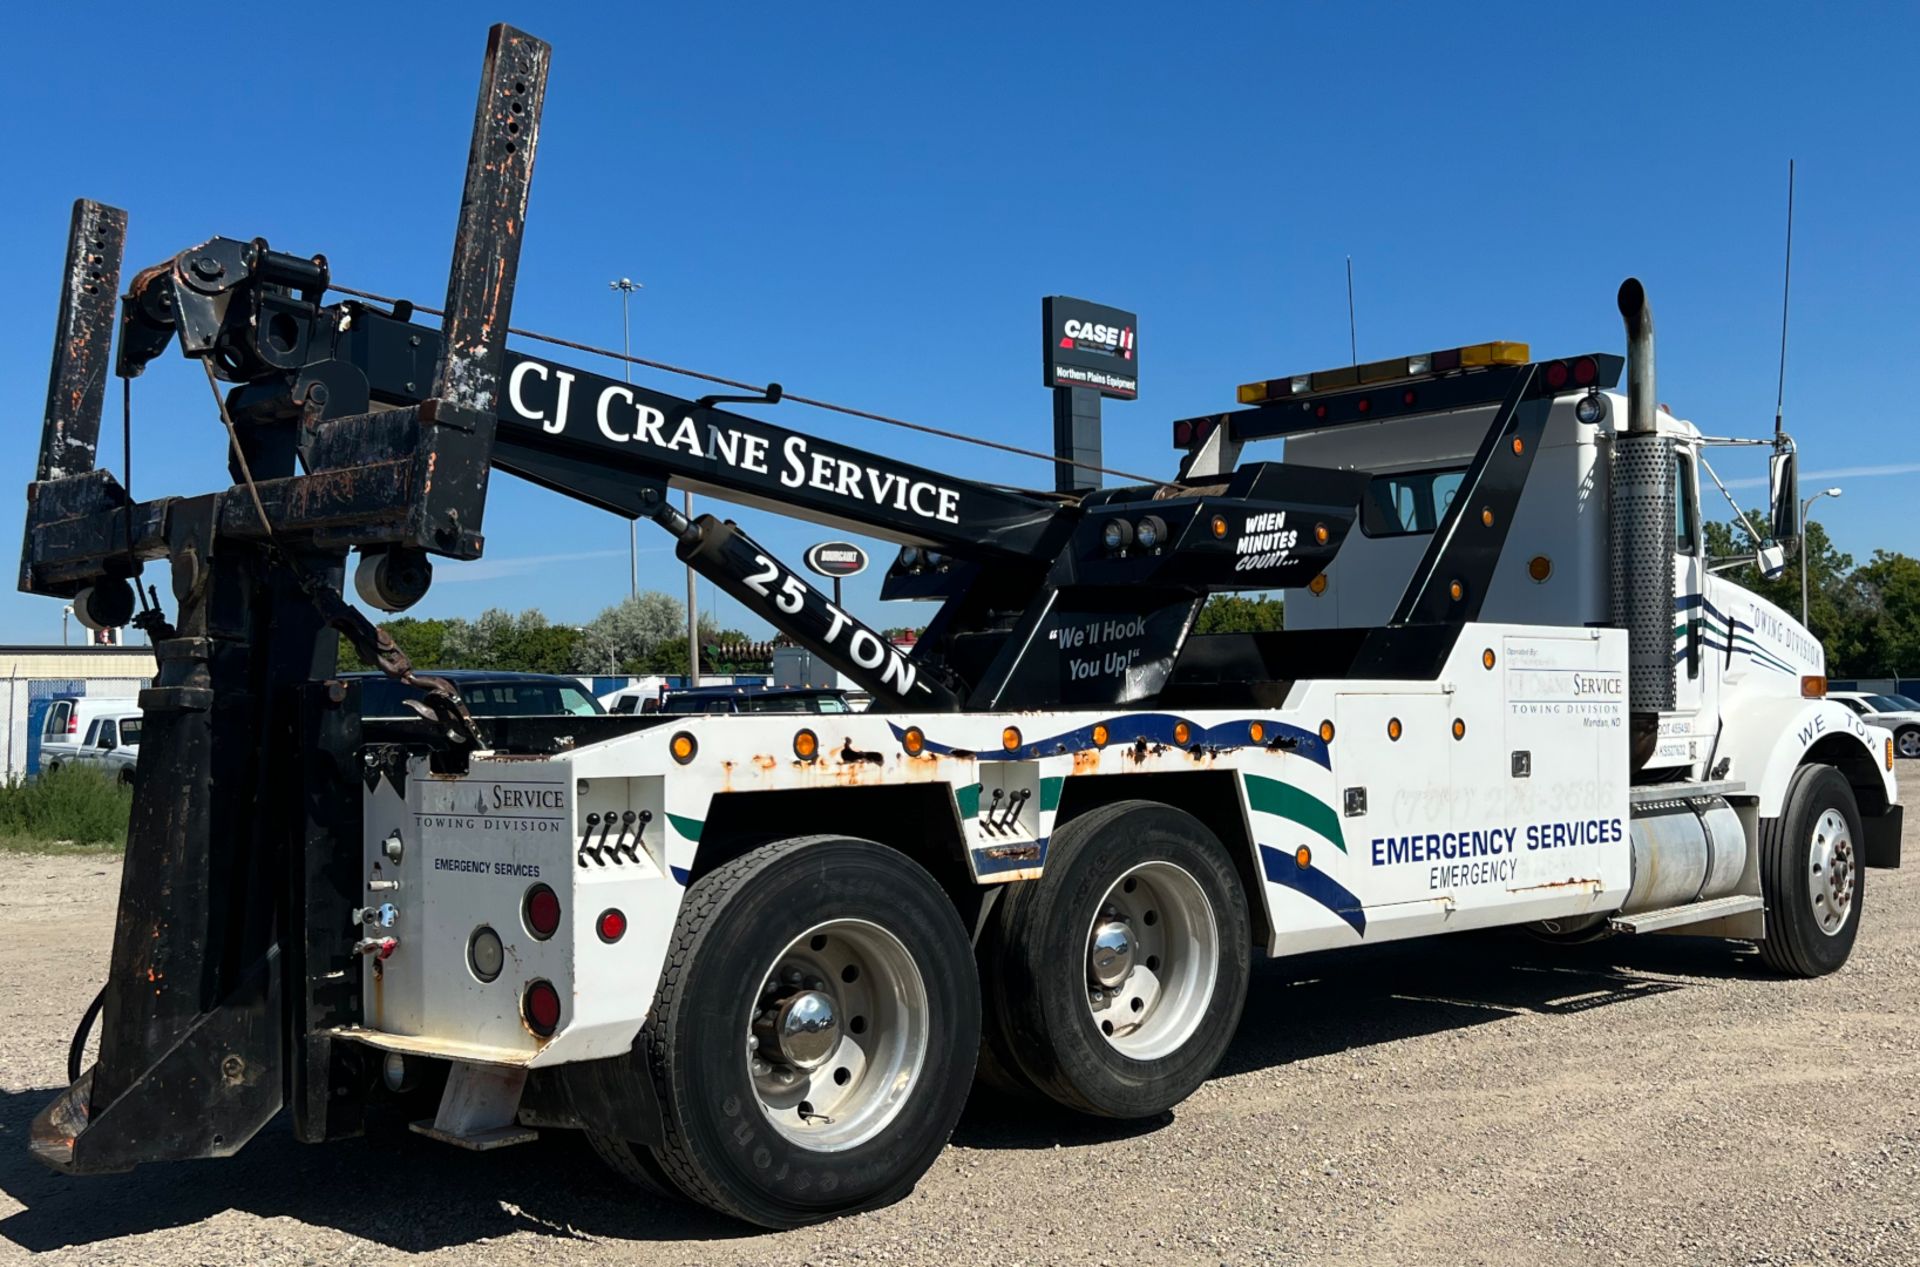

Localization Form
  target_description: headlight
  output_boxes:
[1135,515,1169,551]
[1576,391,1607,425]
[1101,518,1134,552]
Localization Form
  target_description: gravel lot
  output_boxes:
[2,766,1915,1266]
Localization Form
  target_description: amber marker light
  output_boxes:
[1002,726,1022,752]
[1173,721,1192,745]
[1248,722,1265,743]
[1449,580,1466,602]
[1091,724,1110,747]
[902,726,926,756]
[1387,718,1403,741]
[1529,555,1553,582]
[1211,515,1229,539]
[1314,522,1330,545]
[793,729,819,761]
[1319,720,1336,743]
[1452,719,1467,740]
[670,732,697,764]
[1295,845,1312,868]
[1483,648,1496,670]
[1309,574,1328,596]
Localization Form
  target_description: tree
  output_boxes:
[336,616,450,672]
[571,592,717,675]
[1195,594,1285,634]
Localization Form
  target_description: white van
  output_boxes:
[40,696,139,775]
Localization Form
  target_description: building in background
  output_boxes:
[0,644,155,778]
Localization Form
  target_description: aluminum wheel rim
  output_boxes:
[1084,861,1219,1060]
[1807,808,1856,937]
[746,918,928,1151]
[1899,731,1920,760]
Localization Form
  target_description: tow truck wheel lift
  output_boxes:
[19,23,1898,1228]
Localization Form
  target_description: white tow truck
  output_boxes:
[25,24,1899,1234]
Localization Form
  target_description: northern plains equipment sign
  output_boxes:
[803,541,869,579]
[1042,296,1138,399]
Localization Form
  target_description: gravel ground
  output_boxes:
[2,767,1915,1266]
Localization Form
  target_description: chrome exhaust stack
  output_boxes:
[1612,279,1676,753]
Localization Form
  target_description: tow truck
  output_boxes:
[22,25,1901,1229]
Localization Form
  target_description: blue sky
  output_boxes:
[4,3,1915,645]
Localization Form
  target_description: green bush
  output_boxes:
[0,764,132,850]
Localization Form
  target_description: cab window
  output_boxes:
[1361,468,1466,537]
[98,721,118,749]
[1674,456,1698,556]
[44,701,72,738]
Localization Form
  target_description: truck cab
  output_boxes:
[1277,374,1872,801]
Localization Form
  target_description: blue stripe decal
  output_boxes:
[670,865,690,885]
[1259,844,1367,936]
[890,714,1331,769]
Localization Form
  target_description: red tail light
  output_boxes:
[1543,360,1570,390]
[523,884,561,939]
[524,979,561,1036]
[1572,355,1598,386]
[1173,419,1194,447]
[596,908,627,943]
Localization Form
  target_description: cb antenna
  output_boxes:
[1773,159,1795,441]
[1345,255,1358,366]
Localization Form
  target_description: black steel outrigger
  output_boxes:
[19,23,1365,1176]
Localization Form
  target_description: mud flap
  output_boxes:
[1863,803,1903,869]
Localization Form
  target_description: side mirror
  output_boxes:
[1756,542,1788,581]
[1769,446,1800,544]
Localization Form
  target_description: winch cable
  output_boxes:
[326,283,1179,491]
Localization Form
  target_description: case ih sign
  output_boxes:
[803,540,870,579]
[1042,296,1138,399]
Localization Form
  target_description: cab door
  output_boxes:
[1665,447,1717,774]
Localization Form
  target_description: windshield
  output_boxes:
[1865,695,1913,713]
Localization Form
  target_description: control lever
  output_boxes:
[984,788,1004,835]
[579,812,603,866]
[619,810,643,861]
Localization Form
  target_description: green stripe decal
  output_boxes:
[955,783,981,820]
[667,813,704,842]
[1039,777,1064,813]
[1243,774,1346,853]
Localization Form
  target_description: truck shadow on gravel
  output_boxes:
[0,931,1762,1253]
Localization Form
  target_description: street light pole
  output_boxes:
[1799,486,1843,627]
[609,279,644,599]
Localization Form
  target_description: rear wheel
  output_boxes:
[984,800,1250,1119]
[1896,727,1920,761]
[1758,764,1864,977]
[639,836,978,1228]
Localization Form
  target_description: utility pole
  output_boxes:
[1799,486,1843,627]
[609,278,643,599]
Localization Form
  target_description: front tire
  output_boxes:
[1758,764,1864,977]
[641,836,979,1228]
[1896,727,1920,761]
[984,800,1250,1119]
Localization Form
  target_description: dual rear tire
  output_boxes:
[591,804,1254,1224]
[980,800,1252,1118]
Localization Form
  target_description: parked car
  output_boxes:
[67,713,142,784]
[340,670,605,719]
[39,695,139,775]
[1831,691,1920,760]
[659,685,854,715]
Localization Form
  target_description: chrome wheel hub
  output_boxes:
[1807,808,1856,937]
[1899,731,1920,759]
[747,919,928,1151]
[757,989,839,1070]
[1088,917,1136,989]
[1083,861,1219,1059]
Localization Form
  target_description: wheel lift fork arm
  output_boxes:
[24,24,553,1176]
